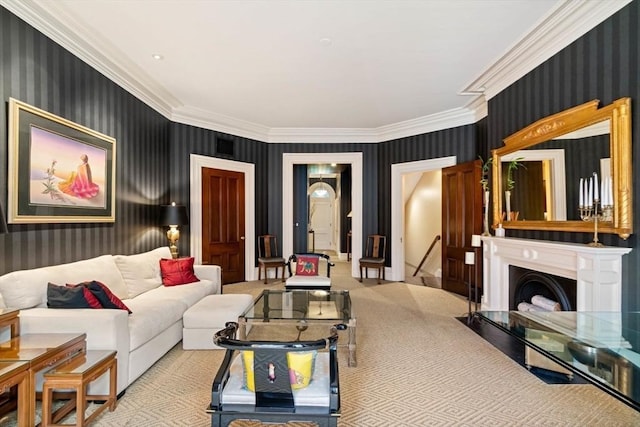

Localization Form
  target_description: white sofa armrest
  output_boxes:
[194,265,222,294]
[19,308,131,393]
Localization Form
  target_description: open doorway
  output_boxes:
[403,170,443,286]
[308,180,338,252]
[283,153,363,278]
[390,156,456,282]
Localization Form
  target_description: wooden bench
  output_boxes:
[41,350,117,427]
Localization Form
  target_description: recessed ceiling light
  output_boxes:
[151,54,164,60]
[319,38,332,46]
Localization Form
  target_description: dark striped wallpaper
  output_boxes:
[2,2,640,311]
[0,8,170,274]
[486,0,639,311]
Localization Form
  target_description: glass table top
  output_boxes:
[477,311,640,411]
[241,289,352,322]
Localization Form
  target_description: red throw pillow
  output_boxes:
[67,281,131,313]
[160,257,199,286]
[295,255,319,276]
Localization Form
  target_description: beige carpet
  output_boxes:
[5,261,638,426]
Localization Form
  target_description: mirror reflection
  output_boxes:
[500,120,609,222]
[491,98,632,239]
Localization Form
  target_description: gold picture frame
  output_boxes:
[7,98,116,223]
[492,97,632,239]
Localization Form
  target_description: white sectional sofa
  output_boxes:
[0,247,221,395]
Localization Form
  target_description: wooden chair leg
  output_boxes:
[258,264,263,281]
[359,265,363,282]
[263,267,268,284]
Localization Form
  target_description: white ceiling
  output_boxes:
[2,0,632,142]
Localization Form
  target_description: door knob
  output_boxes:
[240,236,245,240]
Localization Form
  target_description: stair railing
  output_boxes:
[413,235,441,276]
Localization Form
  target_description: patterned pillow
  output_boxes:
[287,351,317,390]
[295,256,319,276]
[241,350,317,391]
[68,281,131,313]
[159,257,200,286]
[47,283,102,309]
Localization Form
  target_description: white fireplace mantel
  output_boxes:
[481,237,632,312]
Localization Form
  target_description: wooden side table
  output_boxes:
[0,333,86,426]
[41,350,117,427]
[0,361,29,426]
[0,308,20,338]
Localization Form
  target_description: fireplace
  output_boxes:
[509,266,577,311]
[481,237,631,312]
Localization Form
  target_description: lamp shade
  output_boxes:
[161,203,189,226]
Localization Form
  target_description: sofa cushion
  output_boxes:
[139,280,213,308]
[125,297,187,351]
[114,247,170,299]
[159,257,199,286]
[0,255,127,310]
[47,283,102,309]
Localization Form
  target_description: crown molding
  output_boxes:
[171,106,271,142]
[374,107,477,143]
[3,0,629,143]
[1,0,180,117]
[265,106,479,143]
[460,0,633,100]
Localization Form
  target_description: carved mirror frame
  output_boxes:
[492,97,632,239]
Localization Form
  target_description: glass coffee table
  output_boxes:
[477,310,640,412]
[238,289,357,366]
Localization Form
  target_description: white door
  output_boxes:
[310,198,333,250]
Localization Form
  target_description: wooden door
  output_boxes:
[441,160,483,297]
[202,168,245,284]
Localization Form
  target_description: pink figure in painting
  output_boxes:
[59,154,100,198]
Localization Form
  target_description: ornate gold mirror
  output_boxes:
[491,97,632,239]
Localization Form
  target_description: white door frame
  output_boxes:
[390,156,456,282]
[190,154,256,281]
[283,152,363,277]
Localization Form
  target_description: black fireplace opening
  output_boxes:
[509,266,577,311]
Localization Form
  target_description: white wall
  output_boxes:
[404,170,442,277]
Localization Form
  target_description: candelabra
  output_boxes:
[580,198,612,247]
[579,173,613,247]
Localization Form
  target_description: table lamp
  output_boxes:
[161,202,189,258]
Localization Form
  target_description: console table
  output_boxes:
[476,311,640,412]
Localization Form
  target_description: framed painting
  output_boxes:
[7,98,116,223]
